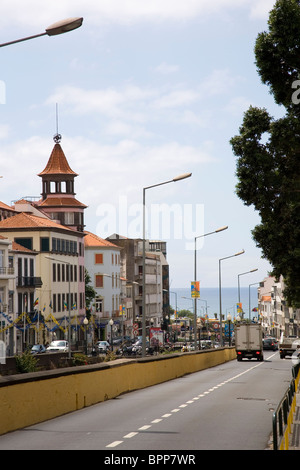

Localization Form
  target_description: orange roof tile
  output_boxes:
[84,231,120,249]
[0,200,16,211]
[0,212,75,232]
[38,197,87,208]
[11,241,36,253]
[38,143,78,176]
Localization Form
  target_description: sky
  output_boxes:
[0,0,284,288]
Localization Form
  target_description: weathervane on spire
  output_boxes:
[53,103,62,143]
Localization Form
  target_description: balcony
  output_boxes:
[17,277,43,288]
[0,267,15,278]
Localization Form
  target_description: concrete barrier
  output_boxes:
[0,347,236,435]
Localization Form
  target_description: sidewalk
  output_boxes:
[289,391,300,450]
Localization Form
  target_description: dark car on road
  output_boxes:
[263,338,278,351]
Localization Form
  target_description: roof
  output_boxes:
[38,197,87,208]
[38,143,78,177]
[84,231,120,249]
[0,200,16,212]
[0,212,76,233]
[11,241,36,254]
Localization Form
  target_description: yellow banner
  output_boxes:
[191,281,200,298]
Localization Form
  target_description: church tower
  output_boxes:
[37,134,87,232]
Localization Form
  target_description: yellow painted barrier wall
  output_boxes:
[0,348,236,436]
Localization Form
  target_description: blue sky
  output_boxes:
[0,0,283,288]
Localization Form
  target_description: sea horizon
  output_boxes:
[170,286,259,320]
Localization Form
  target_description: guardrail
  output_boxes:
[272,362,300,450]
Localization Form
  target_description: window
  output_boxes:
[95,275,103,288]
[53,263,56,282]
[15,238,33,250]
[95,253,103,264]
[65,212,74,225]
[41,237,49,252]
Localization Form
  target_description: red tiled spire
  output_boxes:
[38,143,78,176]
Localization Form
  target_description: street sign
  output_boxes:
[133,323,139,336]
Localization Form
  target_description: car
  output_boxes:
[96,341,111,353]
[31,344,46,354]
[263,337,278,351]
[46,340,69,352]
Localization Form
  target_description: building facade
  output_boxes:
[84,231,122,340]
[258,275,300,338]
[107,234,169,338]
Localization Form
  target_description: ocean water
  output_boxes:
[170,287,259,320]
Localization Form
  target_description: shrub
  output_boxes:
[15,351,38,373]
[72,353,88,366]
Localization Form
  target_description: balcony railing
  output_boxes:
[0,267,14,276]
[17,277,43,288]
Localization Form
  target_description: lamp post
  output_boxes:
[0,17,83,47]
[193,226,228,350]
[227,313,232,346]
[142,172,192,357]
[237,269,258,316]
[249,282,260,320]
[109,318,114,352]
[83,316,89,355]
[219,249,245,346]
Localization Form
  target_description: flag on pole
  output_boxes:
[34,298,39,307]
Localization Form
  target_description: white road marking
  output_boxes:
[123,432,138,439]
[106,440,123,448]
[105,358,268,448]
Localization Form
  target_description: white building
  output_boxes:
[84,231,122,340]
[258,275,299,338]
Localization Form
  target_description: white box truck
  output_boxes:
[235,323,263,361]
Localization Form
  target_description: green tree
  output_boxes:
[230,0,300,307]
[85,269,96,318]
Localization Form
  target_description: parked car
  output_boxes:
[31,344,46,354]
[263,337,278,351]
[96,341,111,353]
[46,340,69,352]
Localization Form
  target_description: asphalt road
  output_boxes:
[0,351,294,451]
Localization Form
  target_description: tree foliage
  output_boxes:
[85,268,96,312]
[230,0,300,307]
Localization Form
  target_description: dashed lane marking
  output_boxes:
[105,357,272,448]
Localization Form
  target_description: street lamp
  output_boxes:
[0,17,83,47]
[227,313,232,346]
[109,318,114,352]
[249,282,260,320]
[142,172,192,357]
[219,249,245,346]
[237,269,258,314]
[83,316,89,355]
[193,226,228,350]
